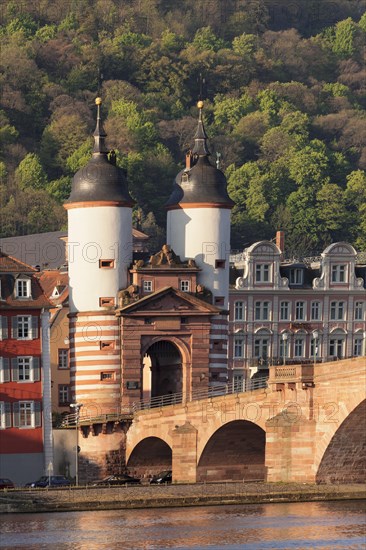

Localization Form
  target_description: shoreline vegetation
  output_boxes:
[1,482,365,514]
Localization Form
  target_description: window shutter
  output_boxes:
[32,357,40,381]
[13,402,20,428]
[31,316,38,339]
[12,316,18,339]
[2,358,10,382]
[0,316,8,340]
[34,401,42,427]
[4,402,12,428]
[11,358,19,381]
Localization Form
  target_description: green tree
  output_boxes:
[15,153,48,190]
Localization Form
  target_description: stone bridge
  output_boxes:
[125,357,365,484]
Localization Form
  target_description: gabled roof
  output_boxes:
[35,270,69,306]
[0,251,37,273]
[117,286,221,316]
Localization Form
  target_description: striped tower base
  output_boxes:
[209,315,229,385]
[69,311,121,418]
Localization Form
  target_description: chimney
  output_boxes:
[276,231,285,257]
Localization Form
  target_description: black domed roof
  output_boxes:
[166,106,234,209]
[65,100,134,206]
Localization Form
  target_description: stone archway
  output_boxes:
[316,399,366,484]
[197,420,266,482]
[143,340,183,399]
[127,436,172,479]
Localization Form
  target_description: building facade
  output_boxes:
[229,239,366,387]
[0,252,53,486]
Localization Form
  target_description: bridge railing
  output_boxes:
[132,377,268,413]
[60,378,268,425]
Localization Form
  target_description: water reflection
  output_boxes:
[0,500,365,550]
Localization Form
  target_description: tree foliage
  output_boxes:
[0,1,365,256]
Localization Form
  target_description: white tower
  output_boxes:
[166,101,235,384]
[64,98,134,413]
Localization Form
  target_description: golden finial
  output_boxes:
[197,100,204,109]
[95,97,102,105]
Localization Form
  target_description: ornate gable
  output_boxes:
[117,286,220,317]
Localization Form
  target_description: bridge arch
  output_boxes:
[126,436,172,478]
[316,399,366,484]
[197,420,266,482]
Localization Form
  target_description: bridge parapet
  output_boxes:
[268,363,314,392]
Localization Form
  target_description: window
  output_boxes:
[12,315,38,340]
[329,338,344,358]
[354,302,364,321]
[330,301,345,321]
[99,297,115,307]
[279,337,288,359]
[353,338,363,357]
[254,338,269,362]
[255,264,270,283]
[0,402,12,429]
[215,296,225,306]
[234,337,244,358]
[215,260,226,269]
[99,259,114,269]
[290,269,303,285]
[15,278,31,298]
[295,302,305,321]
[331,265,346,283]
[11,357,40,382]
[234,301,244,321]
[100,341,115,351]
[233,374,244,392]
[0,358,10,383]
[280,302,290,321]
[180,280,190,292]
[58,385,70,405]
[143,281,153,292]
[311,302,321,321]
[13,401,41,429]
[101,372,114,381]
[58,349,69,369]
[255,301,270,321]
[0,316,8,340]
[294,338,305,357]
[17,316,30,339]
[310,337,320,359]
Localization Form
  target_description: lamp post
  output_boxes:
[70,402,83,486]
[282,333,288,365]
[313,331,319,365]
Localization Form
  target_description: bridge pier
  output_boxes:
[266,414,317,483]
[172,421,198,484]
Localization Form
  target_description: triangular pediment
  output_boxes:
[117,286,220,316]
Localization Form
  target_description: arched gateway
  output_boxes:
[143,340,183,398]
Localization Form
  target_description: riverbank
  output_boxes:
[1,482,365,514]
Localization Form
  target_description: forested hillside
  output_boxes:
[1,0,365,255]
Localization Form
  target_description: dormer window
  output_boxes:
[331,265,346,283]
[289,268,303,285]
[255,264,270,283]
[16,278,31,299]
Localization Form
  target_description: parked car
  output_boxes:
[0,478,15,489]
[25,475,71,488]
[92,474,141,486]
[149,470,172,484]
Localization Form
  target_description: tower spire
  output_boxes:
[192,101,210,156]
[93,97,107,154]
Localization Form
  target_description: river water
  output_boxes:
[0,500,365,550]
